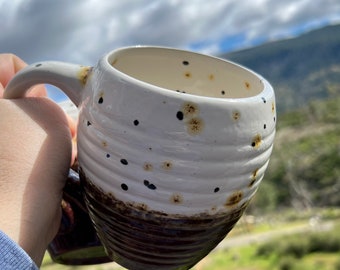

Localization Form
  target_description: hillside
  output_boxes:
[248,97,340,213]
[220,25,340,212]
[223,24,340,113]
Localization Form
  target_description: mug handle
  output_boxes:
[4,61,91,105]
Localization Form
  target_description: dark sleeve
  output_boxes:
[0,230,39,270]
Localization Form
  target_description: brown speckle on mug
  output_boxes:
[143,162,153,171]
[135,203,149,211]
[101,141,108,147]
[170,193,183,204]
[249,168,259,187]
[225,191,243,207]
[252,168,259,178]
[187,117,204,135]
[184,71,192,78]
[272,102,275,113]
[209,74,215,81]
[245,81,251,90]
[251,134,262,148]
[162,161,173,170]
[232,111,241,121]
[182,102,199,117]
[78,66,92,86]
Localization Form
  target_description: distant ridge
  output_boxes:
[223,24,340,113]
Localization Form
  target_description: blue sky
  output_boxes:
[1,0,340,102]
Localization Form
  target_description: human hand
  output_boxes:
[0,54,77,266]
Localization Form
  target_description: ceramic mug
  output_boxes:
[5,46,276,270]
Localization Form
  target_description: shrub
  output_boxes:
[256,235,309,258]
[279,256,297,270]
[308,231,340,253]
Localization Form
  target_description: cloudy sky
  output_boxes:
[1,0,340,101]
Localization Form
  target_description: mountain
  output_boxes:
[222,24,340,113]
[219,25,340,212]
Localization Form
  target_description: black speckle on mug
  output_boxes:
[121,183,128,191]
[176,111,184,121]
[87,121,92,126]
[98,96,104,104]
[106,153,111,158]
[120,159,128,165]
[182,60,189,65]
[264,124,267,129]
[187,117,204,135]
[214,187,220,193]
[261,97,267,103]
[144,180,157,190]
[249,178,256,188]
[176,89,187,94]
[221,90,226,95]
[35,63,42,67]
[133,120,139,126]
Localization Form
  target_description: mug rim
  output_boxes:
[100,45,274,104]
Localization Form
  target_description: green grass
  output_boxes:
[193,218,340,270]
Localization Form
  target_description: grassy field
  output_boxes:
[42,208,340,270]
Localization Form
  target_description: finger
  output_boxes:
[0,54,27,87]
[0,54,47,98]
[26,85,48,98]
[65,113,78,166]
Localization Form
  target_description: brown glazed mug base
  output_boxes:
[80,168,249,270]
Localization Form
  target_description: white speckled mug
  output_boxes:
[5,46,276,270]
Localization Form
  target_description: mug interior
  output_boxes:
[108,47,263,99]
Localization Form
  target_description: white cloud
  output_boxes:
[0,0,339,65]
